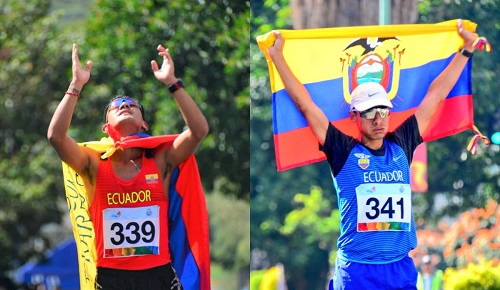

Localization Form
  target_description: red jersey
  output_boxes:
[90,154,171,270]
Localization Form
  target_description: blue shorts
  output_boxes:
[329,255,417,290]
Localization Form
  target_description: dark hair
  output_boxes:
[103,95,145,122]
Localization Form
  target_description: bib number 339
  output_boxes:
[103,206,160,255]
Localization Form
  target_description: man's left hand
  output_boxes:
[151,44,177,86]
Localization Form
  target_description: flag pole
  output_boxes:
[379,0,390,25]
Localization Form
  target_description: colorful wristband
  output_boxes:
[65,91,80,98]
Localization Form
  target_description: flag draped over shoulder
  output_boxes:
[62,135,210,290]
[257,20,487,171]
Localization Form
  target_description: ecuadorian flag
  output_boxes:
[257,20,485,171]
[62,136,210,289]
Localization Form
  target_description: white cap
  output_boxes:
[422,255,431,264]
[349,82,393,112]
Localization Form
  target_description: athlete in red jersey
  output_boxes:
[47,43,208,289]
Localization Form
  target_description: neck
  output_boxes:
[108,123,143,141]
[111,147,143,163]
[360,136,384,150]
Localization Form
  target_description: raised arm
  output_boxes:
[267,31,329,145]
[151,45,209,167]
[47,44,95,174]
[415,20,477,135]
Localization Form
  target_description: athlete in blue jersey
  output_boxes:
[267,20,477,289]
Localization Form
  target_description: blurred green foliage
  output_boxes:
[415,0,500,221]
[280,187,340,267]
[207,193,250,271]
[250,1,334,288]
[80,0,250,199]
[0,0,73,271]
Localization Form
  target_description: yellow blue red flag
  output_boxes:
[257,20,487,171]
[62,135,210,289]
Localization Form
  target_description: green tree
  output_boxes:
[0,0,76,272]
[280,187,340,281]
[413,0,500,223]
[251,1,335,288]
[79,0,250,199]
[206,193,250,281]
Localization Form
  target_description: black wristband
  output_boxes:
[459,48,474,58]
[168,79,185,94]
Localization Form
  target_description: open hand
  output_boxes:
[71,44,92,87]
[151,44,177,85]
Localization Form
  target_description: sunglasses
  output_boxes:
[104,97,145,122]
[358,107,391,119]
[107,97,141,110]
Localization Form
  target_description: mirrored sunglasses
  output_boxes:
[107,97,140,110]
[359,107,391,119]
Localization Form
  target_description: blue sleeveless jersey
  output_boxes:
[334,139,417,263]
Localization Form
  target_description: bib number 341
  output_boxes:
[356,184,411,224]
[365,196,404,220]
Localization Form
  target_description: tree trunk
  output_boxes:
[291,0,418,28]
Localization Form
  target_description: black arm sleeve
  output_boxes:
[386,115,423,164]
[320,123,357,177]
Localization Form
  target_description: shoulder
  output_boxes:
[388,115,421,144]
[322,123,358,176]
[386,115,423,162]
[323,123,355,148]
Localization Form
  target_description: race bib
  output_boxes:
[103,206,160,258]
[356,183,411,232]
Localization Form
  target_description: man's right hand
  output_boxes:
[457,19,477,52]
[71,43,92,89]
[267,31,285,61]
